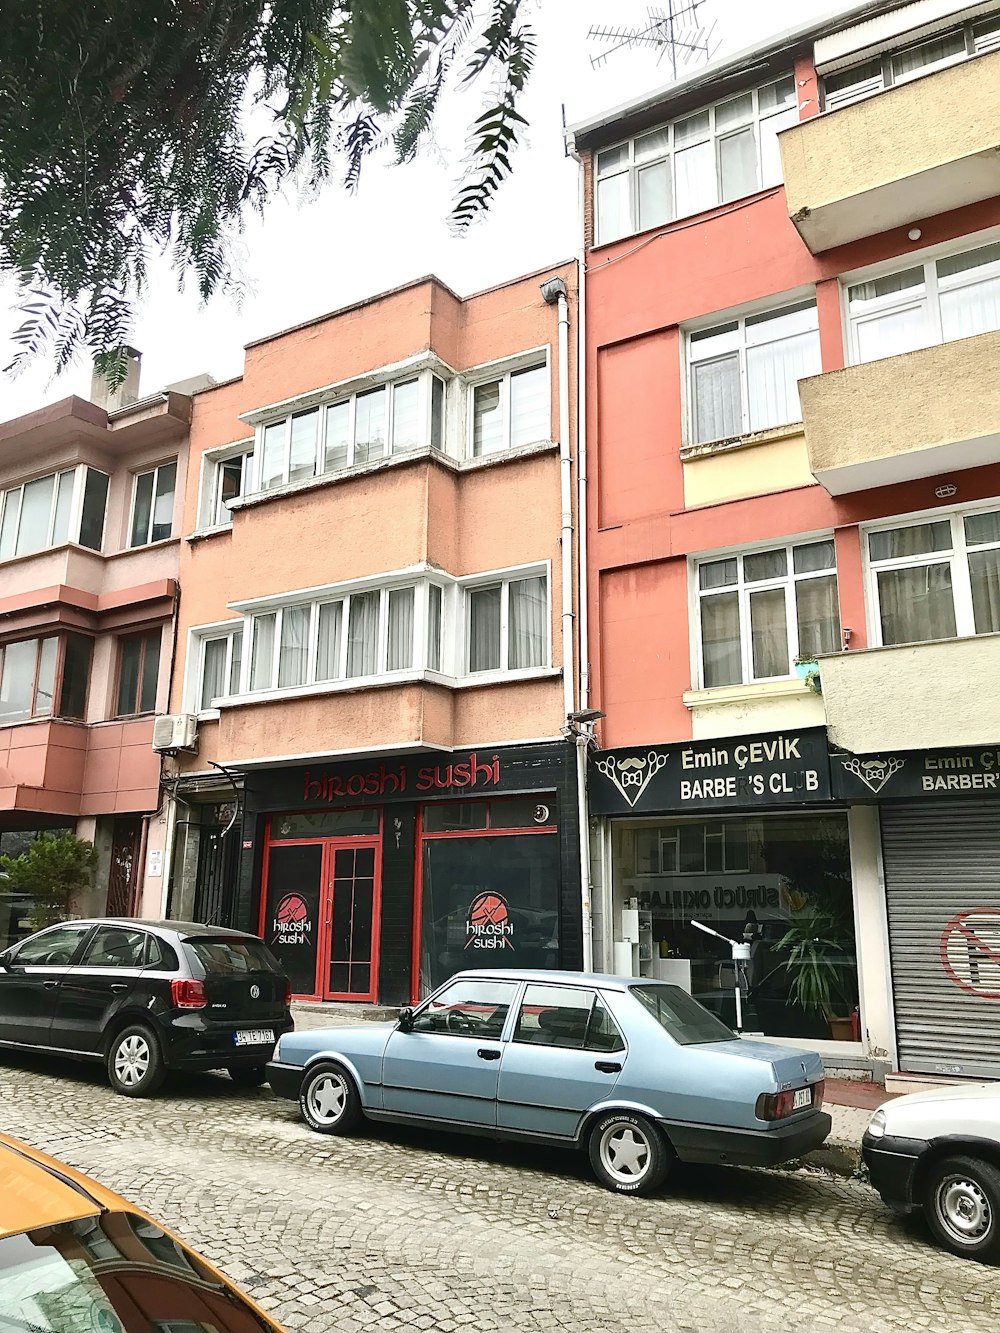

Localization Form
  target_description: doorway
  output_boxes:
[261,828,381,1002]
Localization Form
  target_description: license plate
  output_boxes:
[234,1029,275,1047]
[793,1087,812,1111]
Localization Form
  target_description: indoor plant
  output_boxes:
[778,910,856,1040]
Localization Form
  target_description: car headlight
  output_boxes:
[867,1108,887,1139]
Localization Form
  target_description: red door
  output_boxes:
[320,839,380,1002]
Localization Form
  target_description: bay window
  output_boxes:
[595,76,797,244]
[868,507,1000,647]
[689,301,820,444]
[848,241,1000,364]
[697,540,839,688]
[0,633,93,724]
[471,363,549,456]
[0,466,109,560]
[129,462,176,547]
[467,575,548,673]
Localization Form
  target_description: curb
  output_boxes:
[798,1140,865,1181]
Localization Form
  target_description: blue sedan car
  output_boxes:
[266,969,830,1195]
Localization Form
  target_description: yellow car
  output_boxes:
[0,1130,284,1331]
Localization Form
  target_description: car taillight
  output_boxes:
[812,1079,825,1111]
[755,1082,820,1122]
[170,978,207,1010]
[282,978,292,1007]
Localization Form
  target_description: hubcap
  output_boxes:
[114,1035,150,1088]
[308,1073,347,1125]
[599,1122,650,1184]
[936,1175,992,1245]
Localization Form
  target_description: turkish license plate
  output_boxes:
[793,1087,812,1111]
[234,1029,275,1047]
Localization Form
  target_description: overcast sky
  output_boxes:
[0,0,842,417]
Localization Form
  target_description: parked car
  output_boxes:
[0,1129,285,1329]
[863,1082,1000,1263]
[267,968,830,1195]
[0,918,293,1097]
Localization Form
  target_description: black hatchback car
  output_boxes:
[0,919,293,1097]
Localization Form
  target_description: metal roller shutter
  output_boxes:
[882,801,1000,1079]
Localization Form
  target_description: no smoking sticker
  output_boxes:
[940,908,1000,999]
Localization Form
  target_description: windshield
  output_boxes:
[186,937,282,975]
[0,1211,272,1332]
[630,984,739,1046]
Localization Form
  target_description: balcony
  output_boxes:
[820,635,1000,753]
[779,52,1000,252]
[799,330,1000,494]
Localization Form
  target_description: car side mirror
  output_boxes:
[397,1006,415,1033]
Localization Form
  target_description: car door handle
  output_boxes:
[477,1048,502,1061]
[594,1061,622,1073]
[111,983,128,992]
[42,980,59,990]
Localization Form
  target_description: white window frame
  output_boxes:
[465,353,551,459]
[864,502,1000,648]
[820,15,1000,112]
[844,234,1000,366]
[461,566,552,676]
[685,298,820,444]
[198,441,255,530]
[129,460,177,548]
[192,623,244,713]
[0,465,109,562]
[693,538,839,689]
[250,369,447,493]
[593,73,797,245]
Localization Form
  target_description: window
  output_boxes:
[467,574,548,673]
[129,461,176,547]
[256,373,445,490]
[198,627,242,710]
[201,446,254,528]
[822,17,1000,111]
[0,634,92,724]
[595,76,797,244]
[848,241,1000,364]
[631,984,739,1045]
[80,926,147,968]
[868,507,1000,646]
[513,984,626,1052]
[632,820,751,876]
[116,629,161,716]
[12,923,90,966]
[472,363,549,456]
[697,539,839,687]
[0,466,109,560]
[427,583,443,672]
[688,301,820,444]
[410,978,520,1037]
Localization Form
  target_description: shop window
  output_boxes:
[115,629,161,717]
[410,978,520,1036]
[0,465,108,560]
[687,301,820,444]
[471,362,549,456]
[867,506,1000,646]
[422,798,555,833]
[129,461,176,547]
[847,240,1000,365]
[696,539,839,687]
[269,809,380,839]
[611,814,858,1040]
[595,75,796,244]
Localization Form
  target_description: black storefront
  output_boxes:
[589,729,862,1041]
[225,741,581,1007]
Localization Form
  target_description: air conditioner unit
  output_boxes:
[152,713,199,754]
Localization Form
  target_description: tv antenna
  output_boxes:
[589,2,719,79]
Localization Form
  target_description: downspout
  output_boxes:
[158,580,182,918]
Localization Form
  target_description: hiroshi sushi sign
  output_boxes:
[465,891,514,951]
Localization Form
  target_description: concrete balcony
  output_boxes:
[779,52,1000,252]
[799,330,1000,494]
[820,634,1000,754]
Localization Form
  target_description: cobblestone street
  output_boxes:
[2,1048,1000,1333]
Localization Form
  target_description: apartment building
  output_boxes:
[0,355,192,946]
[159,267,584,1007]
[570,0,1000,1080]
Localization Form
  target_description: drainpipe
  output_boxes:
[542,268,593,973]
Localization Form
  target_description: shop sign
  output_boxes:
[832,747,1000,801]
[264,887,319,996]
[589,729,831,816]
[465,891,515,952]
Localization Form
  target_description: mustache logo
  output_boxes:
[617,758,646,772]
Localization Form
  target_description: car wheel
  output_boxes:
[229,1064,267,1088]
[106,1025,166,1098]
[924,1155,1000,1263]
[588,1112,671,1196]
[299,1063,363,1135]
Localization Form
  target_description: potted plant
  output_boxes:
[793,655,822,695]
[777,910,856,1040]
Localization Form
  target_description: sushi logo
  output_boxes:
[273,893,312,946]
[466,892,514,951]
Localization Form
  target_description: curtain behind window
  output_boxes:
[509,577,546,668]
[387,588,415,670]
[278,606,309,687]
[201,639,227,709]
[747,330,820,431]
[749,587,788,677]
[878,565,956,645]
[468,585,501,671]
[347,592,379,677]
[693,356,741,442]
[701,593,741,687]
[969,550,1000,635]
[796,575,839,657]
[316,602,343,680]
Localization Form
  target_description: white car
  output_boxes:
[863,1083,1000,1263]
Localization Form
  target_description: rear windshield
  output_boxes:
[185,937,282,975]
[630,983,739,1046]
